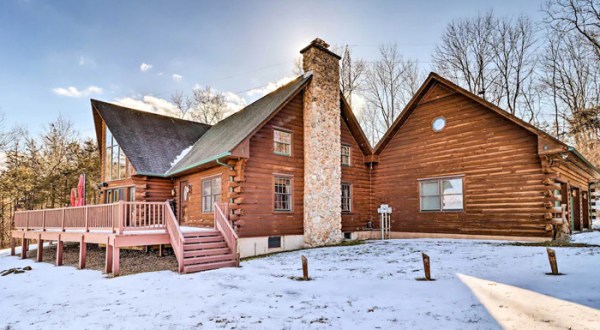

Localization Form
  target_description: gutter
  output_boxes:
[165,151,232,177]
[216,157,234,170]
[134,152,233,178]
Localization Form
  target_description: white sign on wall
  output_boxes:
[378,204,392,214]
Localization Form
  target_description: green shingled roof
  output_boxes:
[165,74,311,176]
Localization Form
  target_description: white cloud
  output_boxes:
[222,91,247,116]
[114,87,248,122]
[78,56,96,67]
[140,62,153,72]
[114,95,180,118]
[246,76,295,97]
[172,74,183,82]
[52,86,103,98]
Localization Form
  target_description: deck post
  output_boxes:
[20,233,27,259]
[79,235,86,269]
[112,246,120,277]
[42,211,46,231]
[56,235,64,266]
[158,244,164,257]
[10,237,16,256]
[85,207,89,232]
[118,201,124,235]
[105,240,113,274]
[61,208,66,232]
[36,234,43,262]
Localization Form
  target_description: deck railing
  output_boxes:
[165,201,185,272]
[14,201,167,233]
[214,202,239,266]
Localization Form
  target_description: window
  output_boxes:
[202,176,222,212]
[274,129,291,156]
[341,144,351,166]
[274,176,292,211]
[432,116,446,132]
[104,127,131,181]
[419,177,463,211]
[341,183,352,212]
[268,236,282,249]
[128,187,135,202]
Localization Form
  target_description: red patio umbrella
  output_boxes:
[77,174,86,206]
[70,188,77,207]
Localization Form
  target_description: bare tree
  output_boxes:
[544,0,600,60]
[491,15,539,117]
[432,12,497,98]
[190,86,228,125]
[170,91,193,119]
[170,86,228,125]
[541,28,600,164]
[363,44,422,140]
[293,56,304,76]
[340,45,367,106]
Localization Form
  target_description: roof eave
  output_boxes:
[568,147,600,177]
[165,151,232,177]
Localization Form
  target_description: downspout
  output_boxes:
[216,157,233,170]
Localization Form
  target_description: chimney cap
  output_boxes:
[300,38,342,59]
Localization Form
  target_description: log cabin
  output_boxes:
[10,38,600,275]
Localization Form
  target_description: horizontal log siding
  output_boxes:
[173,166,228,227]
[341,117,372,232]
[550,161,592,231]
[237,93,305,238]
[373,88,549,237]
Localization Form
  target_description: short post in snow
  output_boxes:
[422,253,431,280]
[301,255,309,281]
[546,248,559,275]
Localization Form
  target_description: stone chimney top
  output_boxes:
[300,38,342,60]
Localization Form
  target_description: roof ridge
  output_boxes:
[90,99,211,128]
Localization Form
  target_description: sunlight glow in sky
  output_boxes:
[0,0,545,138]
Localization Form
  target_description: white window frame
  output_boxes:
[419,176,464,212]
[274,175,293,212]
[341,144,351,166]
[341,183,352,212]
[273,129,292,156]
[202,176,222,213]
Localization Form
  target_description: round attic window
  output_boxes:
[432,116,446,132]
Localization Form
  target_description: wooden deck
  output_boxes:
[10,201,239,276]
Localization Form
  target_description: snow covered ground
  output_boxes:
[1,233,600,329]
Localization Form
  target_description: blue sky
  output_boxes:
[0,0,545,139]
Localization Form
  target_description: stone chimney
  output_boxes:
[300,38,343,247]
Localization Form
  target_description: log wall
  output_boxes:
[236,93,305,237]
[340,116,373,232]
[373,84,550,237]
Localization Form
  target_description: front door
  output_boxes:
[570,192,575,232]
[179,181,189,225]
[570,188,582,232]
[582,191,590,230]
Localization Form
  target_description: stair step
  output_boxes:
[183,242,227,251]
[184,248,231,258]
[183,230,220,238]
[184,236,224,244]
[183,260,237,273]
[184,254,235,266]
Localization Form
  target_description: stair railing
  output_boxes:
[214,202,239,266]
[164,201,185,273]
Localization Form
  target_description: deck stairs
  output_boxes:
[180,229,237,273]
[165,202,239,274]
